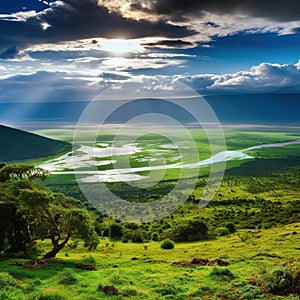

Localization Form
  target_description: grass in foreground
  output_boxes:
[1,223,300,300]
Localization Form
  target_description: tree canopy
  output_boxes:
[0,163,99,258]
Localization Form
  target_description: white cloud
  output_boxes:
[0,10,37,22]
[117,61,300,94]
[209,61,300,93]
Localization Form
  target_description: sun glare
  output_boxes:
[100,39,144,55]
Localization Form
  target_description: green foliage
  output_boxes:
[122,287,138,296]
[263,268,298,295]
[189,286,215,297]
[225,223,236,233]
[160,239,175,249]
[215,227,230,236]
[209,268,235,282]
[37,295,65,300]
[0,184,29,254]
[109,223,123,238]
[155,284,183,296]
[171,220,208,242]
[151,232,160,241]
[0,272,20,289]
[0,165,49,182]
[131,230,146,243]
[235,285,264,300]
[0,164,99,258]
[58,270,77,285]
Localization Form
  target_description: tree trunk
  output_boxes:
[42,243,67,258]
[24,226,35,257]
[42,229,72,259]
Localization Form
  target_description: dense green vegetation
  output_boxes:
[0,164,99,258]
[0,125,71,162]
[0,128,299,299]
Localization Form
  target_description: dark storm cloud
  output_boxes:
[130,0,300,22]
[141,39,194,48]
[0,0,195,53]
[0,46,19,59]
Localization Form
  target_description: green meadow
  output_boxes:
[1,128,300,299]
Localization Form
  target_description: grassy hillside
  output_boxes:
[1,223,299,299]
[0,125,71,162]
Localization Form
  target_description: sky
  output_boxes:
[1,0,300,104]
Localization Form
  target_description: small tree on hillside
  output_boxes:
[0,165,49,182]
[19,188,99,258]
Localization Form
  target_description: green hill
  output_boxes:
[0,125,71,162]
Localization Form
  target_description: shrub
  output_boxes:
[102,227,110,237]
[215,227,230,236]
[110,223,123,238]
[122,229,134,241]
[0,272,19,289]
[189,286,214,297]
[151,232,160,241]
[58,270,77,285]
[155,284,183,296]
[172,220,208,242]
[264,268,294,295]
[235,285,264,300]
[209,268,235,282]
[132,230,146,243]
[160,239,175,249]
[225,223,236,233]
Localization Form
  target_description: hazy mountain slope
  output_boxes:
[0,94,299,126]
[0,125,71,162]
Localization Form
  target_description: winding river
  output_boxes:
[40,139,300,182]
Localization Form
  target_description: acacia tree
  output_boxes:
[0,165,49,182]
[18,188,99,258]
[0,163,99,257]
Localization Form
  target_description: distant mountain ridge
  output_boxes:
[0,125,71,162]
[0,94,299,126]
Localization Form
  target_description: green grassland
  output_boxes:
[2,127,300,299]
[1,223,299,299]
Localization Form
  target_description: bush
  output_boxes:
[0,272,19,289]
[225,223,236,233]
[132,230,146,243]
[235,285,264,300]
[110,223,123,238]
[58,270,77,285]
[155,284,183,296]
[172,220,208,242]
[189,286,214,297]
[264,268,297,295]
[151,232,160,241]
[160,239,175,249]
[209,268,235,282]
[122,229,134,241]
[215,227,230,236]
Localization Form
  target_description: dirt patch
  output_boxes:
[75,264,97,271]
[11,259,47,268]
[171,258,230,268]
[102,285,131,297]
